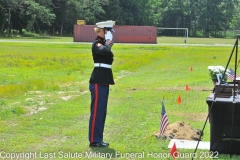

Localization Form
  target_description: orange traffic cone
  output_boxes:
[190,66,193,71]
[177,96,181,104]
[186,84,190,91]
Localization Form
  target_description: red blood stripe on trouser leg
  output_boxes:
[91,84,98,142]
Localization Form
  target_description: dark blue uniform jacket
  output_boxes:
[89,36,115,85]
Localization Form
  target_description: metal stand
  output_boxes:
[192,35,240,160]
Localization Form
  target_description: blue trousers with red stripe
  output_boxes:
[89,83,109,143]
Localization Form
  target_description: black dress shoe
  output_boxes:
[89,142,109,147]
[101,142,109,146]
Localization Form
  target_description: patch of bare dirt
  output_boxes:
[117,70,132,79]
[27,106,48,115]
[153,121,203,141]
[176,113,208,121]
[155,86,212,91]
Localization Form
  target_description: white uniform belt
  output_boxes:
[94,63,112,68]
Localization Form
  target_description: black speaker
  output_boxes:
[206,99,240,154]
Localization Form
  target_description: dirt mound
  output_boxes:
[153,121,203,141]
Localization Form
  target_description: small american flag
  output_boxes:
[160,100,169,135]
[228,68,240,81]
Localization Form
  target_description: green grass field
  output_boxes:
[0,36,237,44]
[0,37,239,160]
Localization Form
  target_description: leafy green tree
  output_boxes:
[219,0,239,38]
[78,0,109,24]
[0,0,25,35]
[20,0,55,33]
[231,0,240,31]
[118,0,138,25]
[134,0,161,26]
[197,0,239,37]
[187,0,200,37]
[0,0,7,34]
[51,0,68,35]
[158,0,186,36]
[101,0,122,24]
[65,0,80,35]
[1,0,240,37]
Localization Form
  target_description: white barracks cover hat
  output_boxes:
[96,20,115,32]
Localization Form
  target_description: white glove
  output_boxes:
[105,31,113,40]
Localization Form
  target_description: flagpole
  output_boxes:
[229,35,239,157]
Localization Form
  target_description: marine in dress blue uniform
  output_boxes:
[89,21,115,147]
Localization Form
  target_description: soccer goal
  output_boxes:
[157,27,189,43]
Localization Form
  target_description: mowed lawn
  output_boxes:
[0,37,239,160]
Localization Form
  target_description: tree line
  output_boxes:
[0,0,240,37]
